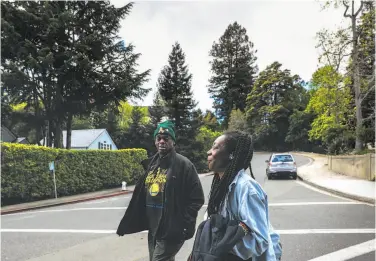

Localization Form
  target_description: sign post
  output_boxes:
[49,161,57,199]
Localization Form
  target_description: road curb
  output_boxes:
[1,190,132,215]
[295,154,375,204]
[297,175,375,204]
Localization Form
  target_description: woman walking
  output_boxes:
[197,131,282,261]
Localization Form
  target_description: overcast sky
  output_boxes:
[111,0,348,112]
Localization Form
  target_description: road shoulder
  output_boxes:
[292,152,376,204]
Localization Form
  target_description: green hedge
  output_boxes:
[1,143,147,206]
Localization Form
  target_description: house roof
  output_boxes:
[1,126,17,142]
[62,129,106,148]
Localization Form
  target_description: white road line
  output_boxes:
[80,196,130,205]
[1,229,117,234]
[2,228,375,235]
[2,207,128,217]
[4,215,36,221]
[307,239,376,261]
[269,202,363,206]
[3,201,364,218]
[203,202,362,208]
[276,229,376,235]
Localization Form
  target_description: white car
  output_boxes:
[265,153,297,180]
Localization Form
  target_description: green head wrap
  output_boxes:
[154,120,176,142]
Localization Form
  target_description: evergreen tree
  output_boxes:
[1,1,150,148]
[148,91,168,127]
[122,106,149,149]
[157,42,198,159]
[208,22,258,128]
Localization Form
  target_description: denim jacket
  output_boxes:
[220,169,282,261]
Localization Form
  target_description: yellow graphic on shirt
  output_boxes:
[149,183,160,196]
[145,167,167,197]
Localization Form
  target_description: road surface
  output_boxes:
[1,153,375,261]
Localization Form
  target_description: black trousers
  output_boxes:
[148,232,185,261]
[224,253,252,261]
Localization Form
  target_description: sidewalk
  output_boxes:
[1,173,212,215]
[292,152,376,204]
[0,186,135,215]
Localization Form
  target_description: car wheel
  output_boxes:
[267,174,272,180]
[292,174,297,180]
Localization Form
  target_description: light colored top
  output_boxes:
[220,169,282,261]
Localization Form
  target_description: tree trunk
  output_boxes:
[66,112,72,149]
[54,84,64,148]
[47,119,53,147]
[350,1,364,151]
[54,119,63,148]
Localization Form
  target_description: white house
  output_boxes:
[40,129,117,150]
[62,129,118,150]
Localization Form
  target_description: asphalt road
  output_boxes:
[1,153,375,261]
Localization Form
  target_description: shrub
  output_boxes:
[1,143,147,206]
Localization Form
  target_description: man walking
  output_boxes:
[117,120,205,261]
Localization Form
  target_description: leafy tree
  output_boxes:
[117,101,134,130]
[285,110,315,151]
[228,109,248,132]
[317,1,375,151]
[71,116,94,130]
[117,101,149,130]
[1,91,13,128]
[195,126,222,172]
[208,22,258,127]
[246,62,306,151]
[358,2,375,146]
[194,110,220,132]
[202,110,220,131]
[305,66,353,151]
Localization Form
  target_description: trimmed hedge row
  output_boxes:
[1,143,147,206]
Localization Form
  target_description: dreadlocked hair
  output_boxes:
[207,131,254,217]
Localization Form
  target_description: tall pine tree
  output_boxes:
[157,42,198,159]
[122,106,149,150]
[148,91,168,127]
[208,22,258,128]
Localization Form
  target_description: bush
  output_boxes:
[324,126,355,155]
[1,143,147,206]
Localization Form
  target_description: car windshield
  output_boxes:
[272,155,294,162]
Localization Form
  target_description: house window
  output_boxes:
[98,141,112,150]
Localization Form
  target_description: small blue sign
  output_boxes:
[49,161,55,171]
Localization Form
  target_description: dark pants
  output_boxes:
[148,233,185,261]
[224,254,252,261]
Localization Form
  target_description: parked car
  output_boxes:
[266,153,297,180]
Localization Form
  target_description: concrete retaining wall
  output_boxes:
[328,153,375,181]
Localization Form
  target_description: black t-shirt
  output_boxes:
[145,166,168,236]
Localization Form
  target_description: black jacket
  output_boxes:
[116,150,205,241]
